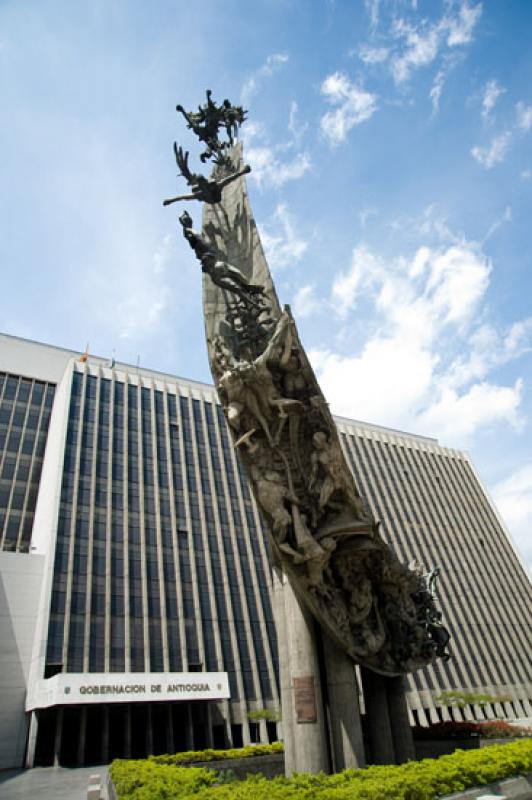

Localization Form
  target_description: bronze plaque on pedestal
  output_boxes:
[293,676,317,723]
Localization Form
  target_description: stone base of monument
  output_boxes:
[361,668,415,765]
[274,568,414,775]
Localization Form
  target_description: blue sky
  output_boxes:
[1,0,531,573]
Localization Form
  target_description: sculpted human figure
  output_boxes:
[163,146,251,206]
[251,466,294,537]
[281,349,307,399]
[250,465,308,563]
[222,99,247,144]
[425,566,441,599]
[178,211,264,302]
[217,363,272,445]
[358,615,386,656]
[211,335,234,374]
[251,311,304,438]
[216,311,303,447]
[309,431,365,519]
[303,535,336,588]
[175,90,247,162]
[336,560,373,624]
[215,346,297,450]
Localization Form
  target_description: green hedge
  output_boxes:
[149,742,284,765]
[110,738,532,800]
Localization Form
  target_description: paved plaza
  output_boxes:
[0,766,108,800]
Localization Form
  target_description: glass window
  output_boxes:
[4,378,17,400]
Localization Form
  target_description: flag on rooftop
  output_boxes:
[79,343,89,363]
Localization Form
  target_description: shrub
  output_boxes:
[149,742,284,766]
[110,760,218,800]
[110,738,532,800]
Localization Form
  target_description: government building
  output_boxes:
[1,332,531,769]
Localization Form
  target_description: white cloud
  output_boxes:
[471,132,511,169]
[364,0,380,30]
[470,100,532,170]
[503,317,532,357]
[310,219,530,445]
[259,203,308,271]
[241,120,266,145]
[310,335,435,424]
[445,1,483,46]
[293,285,319,319]
[331,245,380,318]
[247,146,311,189]
[515,101,532,132]
[242,97,311,189]
[391,19,441,84]
[429,68,446,114]
[288,101,308,140]
[521,169,532,180]
[424,244,490,325]
[359,45,389,64]
[320,72,377,145]
[481,79,505,119]
[482,204,512,242]
[469,100,531,170]
[428,52,463,115]
[418,380,523,442]
[440,316,532,391]
[386,2,482,85]
[331,240,490,330]
[241,53,289,106]
[492,464,532,576]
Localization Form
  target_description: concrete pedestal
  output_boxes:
[322,633,366,770]
[273,568,329,775]
[273,568,366,775]
[387,675,415,763]
[361,668,414,765]
[273,568,415,773]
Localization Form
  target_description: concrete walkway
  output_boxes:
[0,766,108,800]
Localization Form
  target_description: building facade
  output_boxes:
[0,332,531,768]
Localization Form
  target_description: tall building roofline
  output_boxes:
[2,330,441,446]
[335,414,439,445]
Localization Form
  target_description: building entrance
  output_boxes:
[33,701,220,766]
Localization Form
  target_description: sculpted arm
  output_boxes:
[163,191,199,206]
[217,164,252,190]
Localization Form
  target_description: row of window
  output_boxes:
[0,372,55,551]
[47,372,276,701]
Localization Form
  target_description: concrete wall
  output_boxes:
[0,552,44,769]
[0,333,73,384]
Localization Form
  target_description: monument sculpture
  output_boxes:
[166,91,450,771]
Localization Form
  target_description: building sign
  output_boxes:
[26,671,230,711]
[293,675,317,723]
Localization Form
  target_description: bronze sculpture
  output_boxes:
[165,90,450,676]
